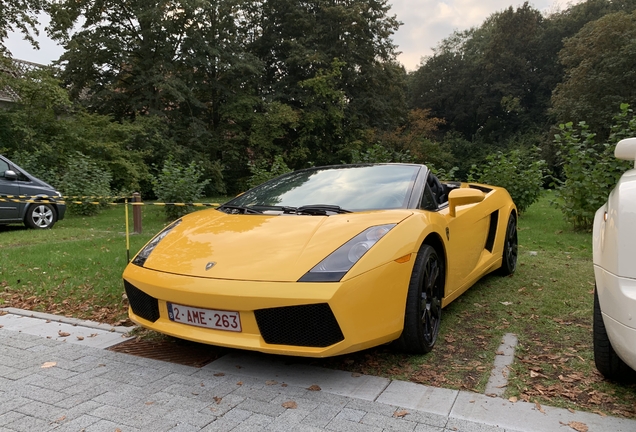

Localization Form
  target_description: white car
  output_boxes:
[593,137,636,381]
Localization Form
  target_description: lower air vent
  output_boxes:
[255,303,344,347]
[124,280,160,323]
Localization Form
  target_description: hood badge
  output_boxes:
[205,262,217,271]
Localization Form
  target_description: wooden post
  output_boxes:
[133,192,142,234]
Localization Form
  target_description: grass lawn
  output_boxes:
[1,192,635,417]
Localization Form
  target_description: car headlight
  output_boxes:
[132,219,182,267]
[298,224,396,282]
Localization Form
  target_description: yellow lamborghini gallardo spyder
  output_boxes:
[123,164,517,357]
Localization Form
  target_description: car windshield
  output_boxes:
[226,164,422,212]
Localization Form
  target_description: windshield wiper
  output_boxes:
[251,204,351,215]
[218,204,262,214]
[295,205,351,215]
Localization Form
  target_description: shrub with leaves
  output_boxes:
[152,157,210,220]
[350,143,414,164]
[553,104,635,230]
[59,152,113,216]
[468,149,546,213]
[248,155,292,188]
[428,164,459,182]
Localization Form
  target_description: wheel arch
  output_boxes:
[420,232,447,295]
[23,199,60,222]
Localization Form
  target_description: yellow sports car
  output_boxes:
[123,164,517,357]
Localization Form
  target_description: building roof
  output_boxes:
[0,58,46,103]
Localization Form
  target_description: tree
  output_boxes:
[248,0,406,166]
[409,3,551,144]
[551,11,636,139]
[0,0,44,55]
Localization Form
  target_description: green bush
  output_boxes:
[59,152,113,216]
[152,157,210,220]
[8,150,59,188]
[468,149,546,213]
[350,143,414,164]
[248,155,292,188]
[553,104,635,230]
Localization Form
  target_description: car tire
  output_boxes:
[25,203,56,229]
[498,213,517,276]
[593,287,635,381]
[394,244,444,354]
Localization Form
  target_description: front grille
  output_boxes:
[254,303,344,347]
[124,280,160,322]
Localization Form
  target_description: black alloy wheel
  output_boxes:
[499,213,518,275]
[394,244,444,354]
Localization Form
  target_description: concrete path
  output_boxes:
[1,309,635,432]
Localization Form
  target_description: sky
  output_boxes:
[5,0,577,72]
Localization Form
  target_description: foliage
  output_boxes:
[0,0,43,54]
[409,0,636,147]
[553,104,636,229]
[59,152,113,216]
[48,0,406,193]
[350,143,413,164]
[8,150,58,188]
[248,155,292,188]
[409,3,551,143]
[0,68,154,195]
[468,149,546,213]
[428,165,459,182]
[152,157,210,220]
[551,10,636,140]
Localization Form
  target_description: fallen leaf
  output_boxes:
[535,402,545,414]
[568,408,575,413]
[568,421,588,432]
[213,373,225,377]
[58,331,70,337]
[351,372,361,378]
[76,336,84,341]
[469,400,475,403]
[508,397,518,403]
[266,380,278,385]
[282,401,297,409]
[145,402,154,405]
[54,415,66,423]
[41,362,56,368]
[308,385,321,391]
[592,410,606,417]
[88,333,98,338]
[236,381,243,386]
[213,396,222,404]
[393,410,409,418]
[281,383,288,387]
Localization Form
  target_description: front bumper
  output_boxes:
[122,258,413,357]
[594,265,636,371]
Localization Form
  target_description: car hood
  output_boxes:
[142,209,413,281]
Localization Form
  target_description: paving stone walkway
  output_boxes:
[1,310,635,432]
